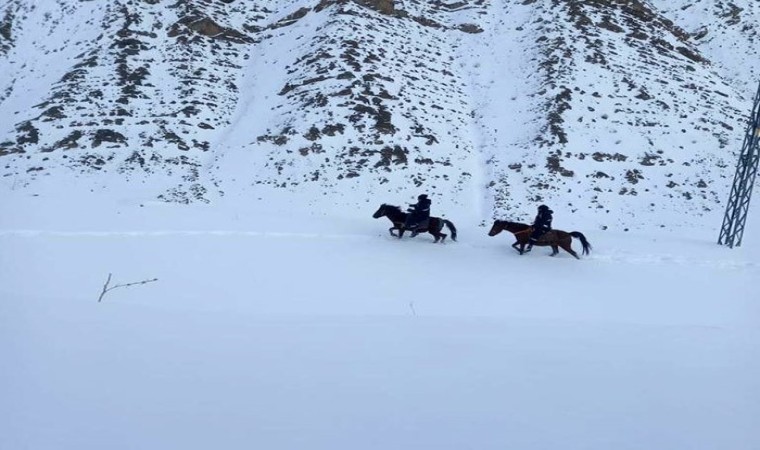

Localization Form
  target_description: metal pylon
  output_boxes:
[718,82,760,248]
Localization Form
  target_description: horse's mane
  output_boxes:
[496,220,531,230]
[382,204,404,213]
[506,221,530,227]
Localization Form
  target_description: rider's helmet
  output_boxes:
[418,194,428,201]
[538,204,549,211]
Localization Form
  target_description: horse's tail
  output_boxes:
[570,231,591,255]
[444,220,457,242]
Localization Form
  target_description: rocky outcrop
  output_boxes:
[168,16,253,43]
[0,3,18,57]
[358,0,395,15]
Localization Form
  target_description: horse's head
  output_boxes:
[490,220,531,236]
[488,220,504,236]
[374,204,404,223]
[372,204,388,219]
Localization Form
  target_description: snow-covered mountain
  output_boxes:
[0,0,758,229]
[651,0,759,95]
[3,4,759,447]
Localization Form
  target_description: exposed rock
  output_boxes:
[357,0,395,15]
[169,16,253,44]
[92,129,127,148]
[0,9,12,56]
[457,23,484,34]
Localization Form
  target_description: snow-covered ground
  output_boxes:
[2,184,758,450]
[1,1,758,448]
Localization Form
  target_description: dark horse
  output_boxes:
[373,204,457,243]
[488,220,591,259]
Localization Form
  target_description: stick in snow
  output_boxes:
[98,273,158,303]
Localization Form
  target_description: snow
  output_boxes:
[1,1,760,448]
[2,0,754,229]
[1,185,759,450]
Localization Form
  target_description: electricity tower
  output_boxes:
[718,82,760,248]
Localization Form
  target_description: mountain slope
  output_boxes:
[651,0,759,96]
[0,0,757,229]
[474,0,747,228]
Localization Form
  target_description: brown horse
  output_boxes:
[488,220,591,259]
[373,204,457,243]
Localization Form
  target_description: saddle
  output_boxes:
[531,229,554,243]
[408,218,430,236]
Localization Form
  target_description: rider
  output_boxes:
[404,194,431,235]
[527,204,553,251]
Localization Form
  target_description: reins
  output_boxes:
[512,227,532,236]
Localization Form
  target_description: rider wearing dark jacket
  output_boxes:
[405,194,431,232]
[530,204,553,244]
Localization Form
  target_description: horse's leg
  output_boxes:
[398,228,405,239]
[561,240,580,259]
[389,227,397,237]
[433,221,445,243]
[522,236,532,253]
[550,245,559,256]
[437,222,448,243]
[512,241,522,254]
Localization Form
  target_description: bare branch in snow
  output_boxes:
[98,273,158,303]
